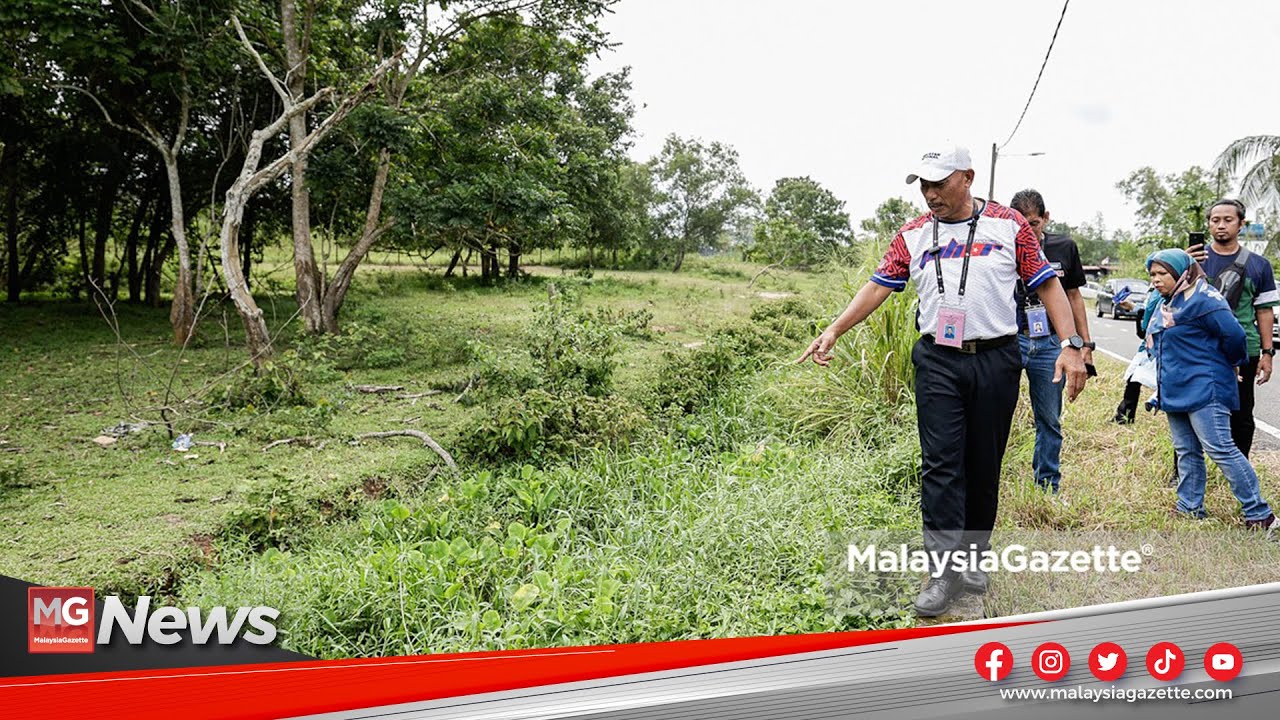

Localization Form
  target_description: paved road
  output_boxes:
[1085,313,1280,451]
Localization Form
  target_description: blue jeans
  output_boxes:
[1018,334,1063,491]
[1167,401,1273,521]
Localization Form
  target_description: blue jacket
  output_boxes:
[1148,279,1247,413]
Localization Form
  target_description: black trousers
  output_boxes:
[1233,356,1259,458]
[1117,381,1142,422]
[913,337,1021,567]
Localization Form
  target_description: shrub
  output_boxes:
[642,319,778,416]
[473,283,627,400]
[461,389,648,464]
[213,356,310,410]
[761,279,917,450]
[221,477,319,549]
[750,297,823,342]
[526,285,618,396]
[589,306,654,339]
[295,321,408,371]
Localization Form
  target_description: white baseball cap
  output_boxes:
[905,145,972,184]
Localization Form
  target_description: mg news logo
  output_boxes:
[29,587,95,653]
[28,586,279,654]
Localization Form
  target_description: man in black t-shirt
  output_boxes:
[1010,190,1095,494]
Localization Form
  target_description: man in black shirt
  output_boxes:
[1010,190,1095,495]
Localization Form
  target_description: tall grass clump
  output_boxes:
[762,263,918,451]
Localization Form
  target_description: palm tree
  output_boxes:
[1214,135,1280,211]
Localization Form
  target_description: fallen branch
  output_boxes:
[395,390,442,400]
[355,385,405,394]
[454,378,474,404]
[262,436,315,451]
[748,262,783,288]
[193,440,227,453]
[355,430,457,473]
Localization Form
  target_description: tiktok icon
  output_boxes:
[1145,642,1185,682]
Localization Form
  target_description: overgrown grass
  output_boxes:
[4,253,1278,657]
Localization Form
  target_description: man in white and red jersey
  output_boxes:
[799,145,1088,617]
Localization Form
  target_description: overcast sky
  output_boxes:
[590,0,1280,234]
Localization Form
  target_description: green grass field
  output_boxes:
[2,254,1277,658]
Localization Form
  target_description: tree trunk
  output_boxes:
[320,147,392,333]
[77,208,90,300]
[2,141,19,302]
[91,155,125,301]
[242,197,256,284]
[673,247,686,272]
[507,242,520,278]
[444,247,462,277]
[122,193,150,303]
[480,244,499,282]
[220,188,273,367]
[144,203,173,308]
[282,0,323,334]
[162,151,196,345]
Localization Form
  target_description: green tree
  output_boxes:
[750,176,851,267]
[647,134,755,271]
[859,197,923,243]
[1047,213,1117,266]
[385,14,616,282]
[1116,165,1217,245]
[1214,135,1280,212]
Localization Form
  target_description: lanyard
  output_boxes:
[930,200,986,301]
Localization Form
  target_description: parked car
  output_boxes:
[1096,278,1149,319]
[1080,281,1103,300]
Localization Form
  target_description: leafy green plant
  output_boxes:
[473,283,632,400]
[295,321,408,371]
[213,355,310,410]
[461,389,648,463]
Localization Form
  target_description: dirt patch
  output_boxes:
[362,476,389,498]
[190,533,216,567]
[756,292,795,300]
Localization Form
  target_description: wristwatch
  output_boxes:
[1060,335,1085,351]
[1263,347,1277,357]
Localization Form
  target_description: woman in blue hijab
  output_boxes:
[1145,248,1277,536]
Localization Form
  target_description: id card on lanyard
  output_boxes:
[1025,302,1050,337]
[931,202,985,348]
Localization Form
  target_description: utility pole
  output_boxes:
[987,144,1045,202]
[988,143,998,201]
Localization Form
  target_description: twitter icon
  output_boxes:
[1091,642,1128,681]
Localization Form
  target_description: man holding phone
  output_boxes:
[1188,198,1278,457]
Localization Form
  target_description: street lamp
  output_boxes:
[988,143,1046,202]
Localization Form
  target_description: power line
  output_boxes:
[1000,0,1070,150]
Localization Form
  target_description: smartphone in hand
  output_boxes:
[1188,231,1206,247]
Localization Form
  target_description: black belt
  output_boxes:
[924,334,1016,355]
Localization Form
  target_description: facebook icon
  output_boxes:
[975,642,1013,682]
